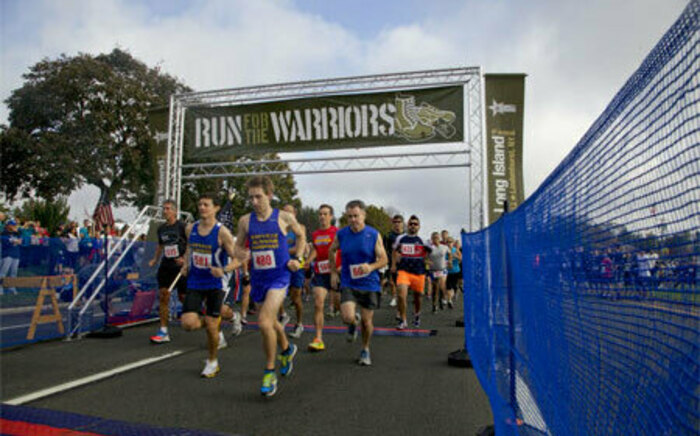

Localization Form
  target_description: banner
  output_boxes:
[147,107,169,206]
[484,74,525,225]
[184,86,463,159]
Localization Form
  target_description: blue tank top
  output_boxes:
[248,209,290,286]
[187,222,227,290]
[337,225,381,292]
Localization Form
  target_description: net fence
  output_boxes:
[462,2,699,435]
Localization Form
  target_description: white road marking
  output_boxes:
[4,350,184,405]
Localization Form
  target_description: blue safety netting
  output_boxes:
[462,2,699,435]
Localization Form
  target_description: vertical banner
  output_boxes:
[484,74,526,225]
[147,107,170,207]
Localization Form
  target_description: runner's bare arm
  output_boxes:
[149,244,163,268]
[233,215,250,262]
[180,223,193,276]
[280,211,306,263]
[370,235,389,272]
[219,226,241,273]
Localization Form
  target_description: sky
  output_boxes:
[0,0,689,238]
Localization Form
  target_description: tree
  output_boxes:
[339,204,392,235]
[179,155,301,227]
[296,205,320,235]
[13,197,70,235]
[2,48,191,207]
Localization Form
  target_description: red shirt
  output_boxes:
[312,226,341,274]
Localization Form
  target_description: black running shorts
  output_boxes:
[183,288,225,317]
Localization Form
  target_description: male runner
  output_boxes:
[282,204,306,338]
[305,204,340,352]
[393,215,431,329]
[329,200,388,366]
[427,231,450,313]
[180,193,238,378]
[234,176,305,397]
[445,237,462,308]
[149,199,188,344]
[384,215,404,308]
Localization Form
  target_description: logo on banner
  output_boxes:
[394,94,457,142]
[488,100,517,116]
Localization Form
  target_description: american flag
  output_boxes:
[217,199,236,233]
[93,191,115,233]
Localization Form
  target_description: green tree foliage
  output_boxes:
[296,205,320,235]
[2,48,191,207]
[178,157,301,227]
[13,197,70,235]
[339,204,392,235]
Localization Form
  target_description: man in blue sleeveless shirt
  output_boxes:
[234,176,306,397]
[328,200,388,366]
[180,193,239,378]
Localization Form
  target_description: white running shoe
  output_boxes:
[218,331,228,349]
[231,312,243,337]
[389,297,397,307]
[279,312,292,327]
[289,323,304,338]
[201,359,220,378]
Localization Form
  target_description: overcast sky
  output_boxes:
[0,0,689,237]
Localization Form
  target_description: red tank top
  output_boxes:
[312,226,341,274]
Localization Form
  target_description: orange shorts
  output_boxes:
[396,270,426,293]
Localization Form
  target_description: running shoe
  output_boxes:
[440,299,446,310]
[413,314,421,328]
[389,297,397,307]
[448,299,454,309]
[218,331,228,349]
[279,312,292,327]
[432,306,438,314]
[358,349,372,366]
[201,359,220,378]
[347,313,360,342]
[260,371,278,397]
[231,312,243,337]
[279,343,298,376]
[325,307,337,319]
[308,338,325,352]
[289,323,304,338]
[397,320,408,330]
[241,316,248,326]
[150,329,170,344]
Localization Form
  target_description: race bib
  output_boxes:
[253,250,276,270]
[401,244,417,256]
[192,251,212,269]
[317,260,331,274]
[350,263,369,280]
[164,244,179,258]
[432,270,446,278]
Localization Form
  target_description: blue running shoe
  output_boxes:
[279,343,298,376]
[261,371,277,397]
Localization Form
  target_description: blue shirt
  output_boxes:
[1,229,21,259]
[187,222,227,290]
[337,225,381,292]
[248,209,291,288]
[448,246,461,274]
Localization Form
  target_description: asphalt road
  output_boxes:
[1,293,493,435]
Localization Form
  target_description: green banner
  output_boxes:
[184,86,463,159]
[484,74,526,225]
[147,106,169,206]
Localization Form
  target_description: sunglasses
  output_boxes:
[408,222,420,226]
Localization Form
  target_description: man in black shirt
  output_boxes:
[149,200,188,343]
[383,215,404,308]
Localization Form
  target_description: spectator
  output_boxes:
[63,223,80,272]
[0,219,22,294]
[0,212,6,233]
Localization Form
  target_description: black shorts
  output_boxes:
[446,272,461,291]
[311,273,337,290]
[183,288,225,317]
[341,288,380,310]
[157,265,186,298]
[383,270,398,282]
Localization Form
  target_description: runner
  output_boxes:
[281,204,306,338]
[445,236,462,308]
[427,231,449,313]
[180,193,238,378]
[149,199,188,344]
[393,215,431,329]
[384,215,404,308]
[305,204,340,352]
[234,176,305,397]
[328,200,388,366]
